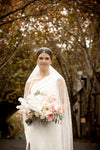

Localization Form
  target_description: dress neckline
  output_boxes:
[30,74,51,92]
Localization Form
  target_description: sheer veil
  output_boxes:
[27,65,62,82]
[23,65,73,150]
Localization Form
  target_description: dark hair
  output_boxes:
[36,47,53,60]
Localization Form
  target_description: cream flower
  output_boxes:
[34,111,40,117]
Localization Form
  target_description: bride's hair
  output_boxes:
[36,47,52,60]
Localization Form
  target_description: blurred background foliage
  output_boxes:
[8,111,24,139]
[0,0,100,139]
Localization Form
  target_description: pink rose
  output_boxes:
[46,112,54,121]
[57,106,62,113]
[49,104,55,111]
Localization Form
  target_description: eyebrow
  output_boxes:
[39,56,50,59]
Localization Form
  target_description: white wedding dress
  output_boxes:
[23,65,73,150]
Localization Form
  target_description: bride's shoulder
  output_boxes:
[56,77,65,85]
[57,76,64,81]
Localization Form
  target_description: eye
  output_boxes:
[39,57,43,60]
[45,57,50,60]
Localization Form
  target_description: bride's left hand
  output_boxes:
[26,111,36,120]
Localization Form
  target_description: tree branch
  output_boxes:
[0,12,46,26]
[72,1,87,48]
[75,0,100,16]
[0,38,22,70]
[0,0,37,19]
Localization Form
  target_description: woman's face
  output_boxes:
[37,52,52,70]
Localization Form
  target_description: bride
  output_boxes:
[23,47,73,150]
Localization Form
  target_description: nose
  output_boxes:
[42,59,46,62]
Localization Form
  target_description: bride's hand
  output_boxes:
[26,111,36,120]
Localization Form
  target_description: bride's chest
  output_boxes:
[43,82,56,91]
[30,79,57,95]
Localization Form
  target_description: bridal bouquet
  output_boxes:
[16,91,63,125]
